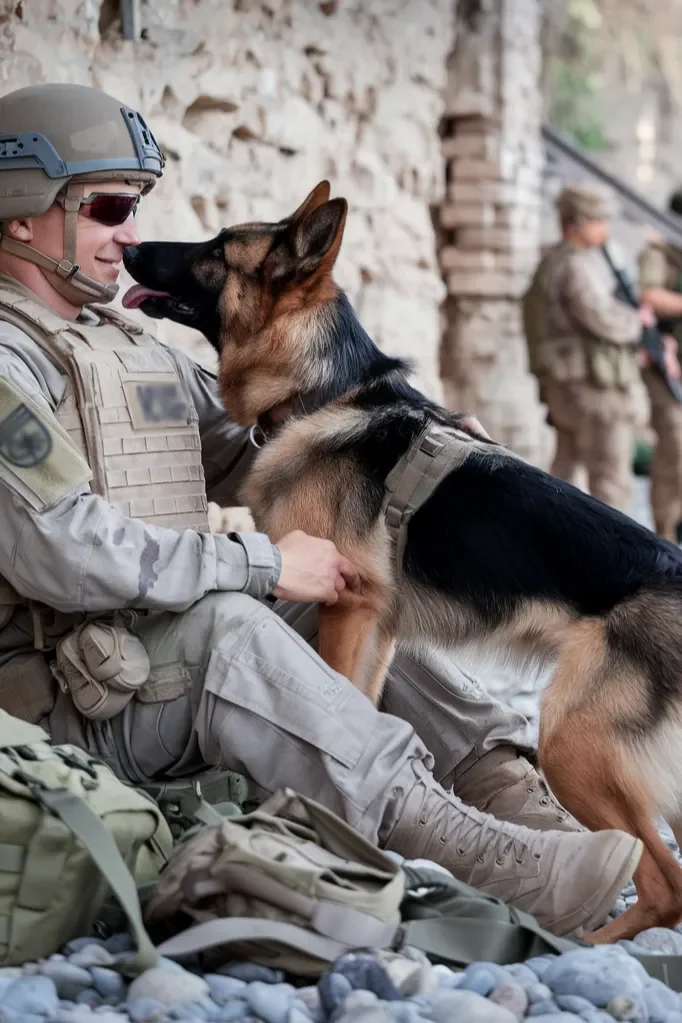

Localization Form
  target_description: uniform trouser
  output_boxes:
[47,593,533,847]
[644,368,682,542]
[543,379,636,513]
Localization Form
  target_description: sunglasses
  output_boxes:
[55,192,140,227]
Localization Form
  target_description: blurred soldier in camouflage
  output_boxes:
[638,189,682,543]
[523,184,650,512]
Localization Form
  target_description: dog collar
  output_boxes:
[250,389,329,448]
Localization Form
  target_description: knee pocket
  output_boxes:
[204,609,377,769]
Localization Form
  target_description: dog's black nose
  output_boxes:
[122,245,140,270]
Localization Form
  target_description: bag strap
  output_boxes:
[404,912,574,966]
[400,865,682,991]
[27,783,158,976]
[157,916,351,965]
[140,772,246,836]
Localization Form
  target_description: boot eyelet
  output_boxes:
[439,835,447,843]
[533,851,541,860]
[419,817,428,826]
[539,796,550,806]
[495,856,505,866]
[526,786,534,793]
[476,854,484,863]
[457,846,465,855]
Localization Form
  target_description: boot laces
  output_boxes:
[417,781,543,868]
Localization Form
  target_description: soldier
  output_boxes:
[638,189,682,543]
[523,183,649,512]
[0,84,641,936]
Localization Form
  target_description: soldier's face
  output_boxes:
[579,218,609,248]
[29,180,143,288]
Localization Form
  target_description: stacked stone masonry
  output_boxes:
[438,0,552,467]
[0,0,552,478]
[0,0,457,407]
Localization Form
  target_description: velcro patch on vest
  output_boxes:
[0,379,92,510]
[122,376,192,431]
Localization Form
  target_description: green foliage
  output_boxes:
[547,0,609,152]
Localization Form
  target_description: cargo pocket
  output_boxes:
[204,611,374,770]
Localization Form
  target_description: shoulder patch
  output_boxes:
[0,403,52,468]
[0,378,92,509]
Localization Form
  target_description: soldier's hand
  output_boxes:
[663,334,682,381]
[273,530,361,605]
[639,303,656,328]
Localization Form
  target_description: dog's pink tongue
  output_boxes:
[121,284,170,309]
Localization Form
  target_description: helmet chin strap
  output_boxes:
[0,182,119,305]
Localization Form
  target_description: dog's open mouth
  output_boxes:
[121,284,196,320]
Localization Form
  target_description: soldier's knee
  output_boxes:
[183,591,271,642]
[138,591,272,670]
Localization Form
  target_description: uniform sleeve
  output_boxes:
[639,244,669,291]
[162,345,258,507]
[0,345,281,613]
[563,253,642,346]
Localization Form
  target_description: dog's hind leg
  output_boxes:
[318,602,393,703]
[539,619,682,941]
[362,623,397,706]
[317,527,395,704]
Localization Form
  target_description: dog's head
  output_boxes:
[123,181,348,423]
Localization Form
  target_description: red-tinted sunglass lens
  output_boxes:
[81,195,139,226]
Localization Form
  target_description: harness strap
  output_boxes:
[382,425,476,568]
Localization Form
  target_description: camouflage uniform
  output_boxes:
[523,186,641,512]
[638,237,682,541]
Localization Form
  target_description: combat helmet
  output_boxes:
[0,83,164,303]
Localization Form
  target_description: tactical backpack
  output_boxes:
[145,788,406,976]
[0,710,171,972]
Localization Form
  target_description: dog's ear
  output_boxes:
[285,181,331,225]
[266,198,348,284]
[293,198,347,273]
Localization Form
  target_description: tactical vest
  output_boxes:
[522,248,638,390]
[0,275,209,530]
[660,245,682,344]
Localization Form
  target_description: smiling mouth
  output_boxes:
[121,284,196,319]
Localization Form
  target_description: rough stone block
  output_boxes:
[441,203,496,228]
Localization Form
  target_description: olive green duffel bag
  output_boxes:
[0,710,171,972]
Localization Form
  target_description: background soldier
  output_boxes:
[638,189,682,543]
[523,183,650,512]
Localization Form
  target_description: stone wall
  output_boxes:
[438,0,553,468]
[0,0,455,399]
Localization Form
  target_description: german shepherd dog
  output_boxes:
[123,181,682,942]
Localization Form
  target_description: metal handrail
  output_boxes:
[542,123,682,249]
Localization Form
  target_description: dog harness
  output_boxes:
[382,422,504,570]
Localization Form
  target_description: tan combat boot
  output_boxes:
[456,745,585,832]
[387,765,642,937]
